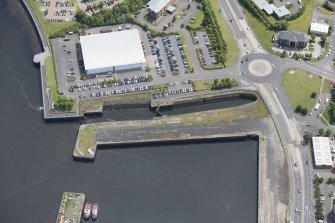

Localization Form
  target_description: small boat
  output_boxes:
[83,202,92,219]
[92,203,99,220]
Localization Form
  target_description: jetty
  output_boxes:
[56,192,85,223]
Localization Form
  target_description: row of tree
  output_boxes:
[211,78,238,90]
[200,0,228,65]
[313,176,325,221]
[54,96,75,111]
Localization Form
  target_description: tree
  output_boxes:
[321,35,327,43]
[311,92,317,98]
[295,105,303,113]
[310,33,316,43]
[325,129,332,137]
[319,128,325,136]
[304,132,313,141]
[281,50,287,58]
[301,108,308,116]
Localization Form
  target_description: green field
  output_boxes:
[208,0,239,67]
[288,0,314,33]
[30,0,79,38]
[282,70,323,111]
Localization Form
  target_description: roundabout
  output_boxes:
[240,53,279,83]
[248,59,273,77]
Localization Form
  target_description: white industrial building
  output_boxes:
[80,29,146,75]
[310,22,329,35]
[312,137,333,168]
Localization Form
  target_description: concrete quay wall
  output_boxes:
[151,87,258,108]
[21,0,80,120]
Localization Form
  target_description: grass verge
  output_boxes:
[189,11,205,30]
[179,32,195,73]
[45,56,58,101]
[319,6,335,15]
[208,0,239,66]
[322,79,332,94]
[282,69,322,111]
[79,100,103,115]
[192,80,213,91]
[323,105,331,125]
[244,10,275,50]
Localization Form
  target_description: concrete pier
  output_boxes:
[55,192,85,223]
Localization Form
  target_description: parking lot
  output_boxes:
[193,31,216,67]
[167,80,193,95]
[39,0,76,22]
[52,34,81,95]
[146,32,191,76]
[75,0,123,14]
[70,75,152,99]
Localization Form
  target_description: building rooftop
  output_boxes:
[166,5,176,13]
[273,6,290,18]
[312,137,333,166]
[80,29,146,71]
[310,22,329,34]
[148,0,171,13]
[253,0,290,17]
[277,30,310,43]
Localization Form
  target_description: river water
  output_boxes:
[0,1,258,222]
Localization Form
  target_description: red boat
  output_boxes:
[92,203,99,220]
[83,202,92,220]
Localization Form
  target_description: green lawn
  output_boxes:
[189,11,205,30]
[244,10,275,50]
[192,80,213,91]
[288,0,314,33]
[282,69,323,111]
[30,0,79,38]
[179,32,195,73]
[208,0,239,67]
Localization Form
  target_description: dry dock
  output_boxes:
[56,192,85,223]
[73,91,268,160]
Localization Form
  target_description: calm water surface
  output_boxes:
[0,1,258,222]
